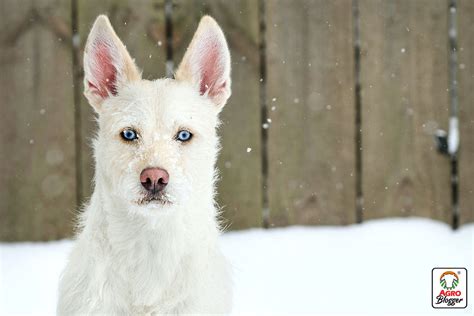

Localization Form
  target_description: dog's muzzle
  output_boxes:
[138,167,172,205]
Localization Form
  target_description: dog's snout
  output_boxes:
[140,168,169,193]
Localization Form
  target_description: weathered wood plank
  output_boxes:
[77,0,167,202]
[173,0,263,229]
[266,0,356,226]
[458,0,474,225]
[359,0,451,222]
[0,0,75,240]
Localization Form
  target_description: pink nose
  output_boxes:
[140,168,169,193]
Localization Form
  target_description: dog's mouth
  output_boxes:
[136,192,173,206]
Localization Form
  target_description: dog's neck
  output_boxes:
[80,176,219,307]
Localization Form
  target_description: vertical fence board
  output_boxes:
[458,0,474,225]
[171,0,199,72]
[77,0,167,203]
[0,0,75,240]
[360,0,451,223]
[173,0,263,229]
[266,0,356,226]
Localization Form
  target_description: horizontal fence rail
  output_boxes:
[0,0,472,241]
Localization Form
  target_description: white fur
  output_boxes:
[57,15,232,315]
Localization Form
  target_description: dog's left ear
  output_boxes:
[175,16,231,109]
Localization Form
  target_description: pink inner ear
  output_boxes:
[198,42,226,97]
[88,42,118,98]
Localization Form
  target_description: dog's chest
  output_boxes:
[109,235,193,310]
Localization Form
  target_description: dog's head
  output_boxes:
[83,15,231,213]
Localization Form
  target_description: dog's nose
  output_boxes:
[140,168,169,193]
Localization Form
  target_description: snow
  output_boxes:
[1,218,472,315]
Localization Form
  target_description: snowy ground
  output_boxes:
[1,218,472,315]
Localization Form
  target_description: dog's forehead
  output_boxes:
[104,79,217,130]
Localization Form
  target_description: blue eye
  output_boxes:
[121,129,138,141]
[176,130,192,142]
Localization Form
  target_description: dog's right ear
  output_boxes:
[83,15,141,112]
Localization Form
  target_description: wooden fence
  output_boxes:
[0,0,472,241]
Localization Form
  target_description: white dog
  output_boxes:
[57,15,232,315]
